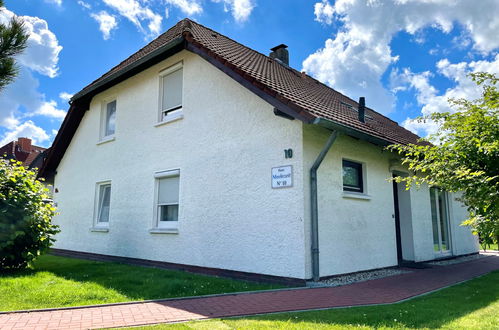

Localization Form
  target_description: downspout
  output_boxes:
[310,130,339,282]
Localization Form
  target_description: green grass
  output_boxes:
[481,243,498,251]
[0,255,283,311]
[132,271,499,330]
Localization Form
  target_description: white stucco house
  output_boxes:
[40,19,478,283]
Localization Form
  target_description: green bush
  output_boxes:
[0,159,59,270]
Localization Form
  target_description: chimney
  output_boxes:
[270,44,289,65]
[358,97,366,123]
[18,137,32,152]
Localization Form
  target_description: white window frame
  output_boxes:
[151,169,180,233]
[93,181,112,230]
[341,158,369,199]
[99,97,117,143]
[157,62,183,124]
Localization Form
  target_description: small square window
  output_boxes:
[95,182,111,226]
[342,160,363,193]
[159,63,183,122]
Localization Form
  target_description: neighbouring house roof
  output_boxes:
[39,18,421,178]
[0,138,47,169]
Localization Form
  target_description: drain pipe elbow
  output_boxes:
[310,130,338,282]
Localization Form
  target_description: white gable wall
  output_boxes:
[53,50,307,279]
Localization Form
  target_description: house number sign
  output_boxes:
[272,165,293,189]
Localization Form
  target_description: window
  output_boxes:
[154,170,180,229]
[95,182,111,227]
[429,187,451,254]
[100,99,116,140]
[342,160,363,193]
[159,63,183,122]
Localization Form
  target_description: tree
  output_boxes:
[0,159,59,270]
[0,0,29,92]
[389,72,499,248]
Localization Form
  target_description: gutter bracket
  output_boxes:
[310,129,338,282]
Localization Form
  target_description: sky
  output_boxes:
[0,0,498,147]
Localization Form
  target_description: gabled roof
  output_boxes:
[39,18,421,177]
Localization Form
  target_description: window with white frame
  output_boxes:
[101,99,116,139]
[159,63,183,122]
[95,182,111,227]
[154,170,180,229]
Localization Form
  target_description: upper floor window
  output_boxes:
[342,159,364,193]
[159,62,183,122]
[101,99,116,140]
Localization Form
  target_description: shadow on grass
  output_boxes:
[241,270,499,329]
[2,255,283,302]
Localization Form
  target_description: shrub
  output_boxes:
[0,159,59,270]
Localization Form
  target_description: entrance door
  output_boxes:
[392,178,403,263]
[429,187,452,256]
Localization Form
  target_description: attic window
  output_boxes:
[159,62,183,123]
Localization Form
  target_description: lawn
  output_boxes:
[0,255,283,311]
[481,243,498,251]
[132,271,499,330]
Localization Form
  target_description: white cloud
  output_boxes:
[59,92,73,102]
[102,0,162,37]
[91,10,118,40]
[165,0,203,15]
[77,1,92,10]
[212,0,255,23]
[35,100,67,119]
[0,121,50,146]
[314,0,334,25]
[394,55,499,136]
[0,8,62,78]
[304,0,499,114]
[44,0,62,6]
[0,9,64,147]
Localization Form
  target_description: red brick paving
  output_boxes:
[1,253,498,330]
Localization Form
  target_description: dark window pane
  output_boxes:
[342,160,363,192]
[159,204,178,222]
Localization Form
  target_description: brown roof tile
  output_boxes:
[79,18,420,146]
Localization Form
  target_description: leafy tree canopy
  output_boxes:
[0,159,59,270]
[389,72,499,245]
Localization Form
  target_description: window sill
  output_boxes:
[149,228,179,234]
[155,112,183,127]
[97,136,115,145]
[90,227,109,232]
[342,192,371,200]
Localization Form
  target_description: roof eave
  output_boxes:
[312,117,394,147]
[71,36,186,102]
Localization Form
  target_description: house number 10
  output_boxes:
[284,149,293,159]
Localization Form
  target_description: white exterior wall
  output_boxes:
[448,193,479,256]
[302,125,478,278]
[53,50,307,279]
[302,126,399,278]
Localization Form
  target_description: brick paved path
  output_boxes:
[1,253,498,330]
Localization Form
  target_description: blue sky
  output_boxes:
[1,0,498,147]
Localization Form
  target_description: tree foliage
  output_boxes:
[0,159,59,270]
[389,72,499,246]
[0,0,29,92]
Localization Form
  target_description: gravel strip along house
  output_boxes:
[39,18,478,283]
